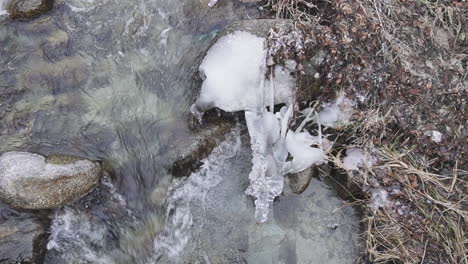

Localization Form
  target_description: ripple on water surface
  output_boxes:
[0,0,361,263]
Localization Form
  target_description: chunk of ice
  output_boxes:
[0,0,8,16]
[284,130,327,174]
[190,31,294,120]
[371,188,389,212]
[191,31,328,223]
[245,105,327,222]
[244,110,285,223]
[208,0,219,7]
[316,94,354,129]
[342,148,376,171]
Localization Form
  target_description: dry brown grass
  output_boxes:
[329,106,468,264]
[265,0,468,263]
[365,148,465,263]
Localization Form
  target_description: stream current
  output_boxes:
[0,0,361,263]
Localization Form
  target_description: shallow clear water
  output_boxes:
[0,1,361,263]
[0,0,259,207]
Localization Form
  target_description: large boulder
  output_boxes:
[0,152,101,209]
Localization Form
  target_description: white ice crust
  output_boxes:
[0,0,8,16]
[316,94,354,129]
[342,148,376,171]
[191,31,293,120]
[191,31,330,223]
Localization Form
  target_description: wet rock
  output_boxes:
[0,152,101,209]
[198,0,261,7]
[286,167,315,194]
[157,131,362,263]
[7,0,54,20]
[0,203,48,264]
[171,116,236,177]
[221,19,293,39]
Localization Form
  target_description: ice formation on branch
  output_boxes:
[191,31,329,222]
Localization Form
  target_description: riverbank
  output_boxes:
[263,0,467,263]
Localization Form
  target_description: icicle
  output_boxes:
[208,0,219,7]
[189,30,333,223]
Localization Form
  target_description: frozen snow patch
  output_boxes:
[316,94,354,129]
[343,148,376,171]
[0,0,8,16]
[370,188,390,213]
[190,31,294,120]
[208,0,219,7]
[424,130,442,143]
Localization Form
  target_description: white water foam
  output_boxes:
[47,178,133,264]
[154,127,242,258]
[47,207,114,264]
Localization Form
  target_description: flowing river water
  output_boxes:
[0,0,361,263]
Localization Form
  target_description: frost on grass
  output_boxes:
[342,148,377,171]
[370,188,390,213]
[315,94,354,129]
[424,130,443,144]
[191,31,328,223]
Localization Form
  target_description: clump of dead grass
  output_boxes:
[354,146,466,263]
[329,105,468,263]
[265,0,468,263]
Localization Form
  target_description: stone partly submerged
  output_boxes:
[0,202,48,263]
[155,130,362,263]
[171,114,236,177]
[286,167,316,194]
[7,0,54,20]
[0,151,101,209]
